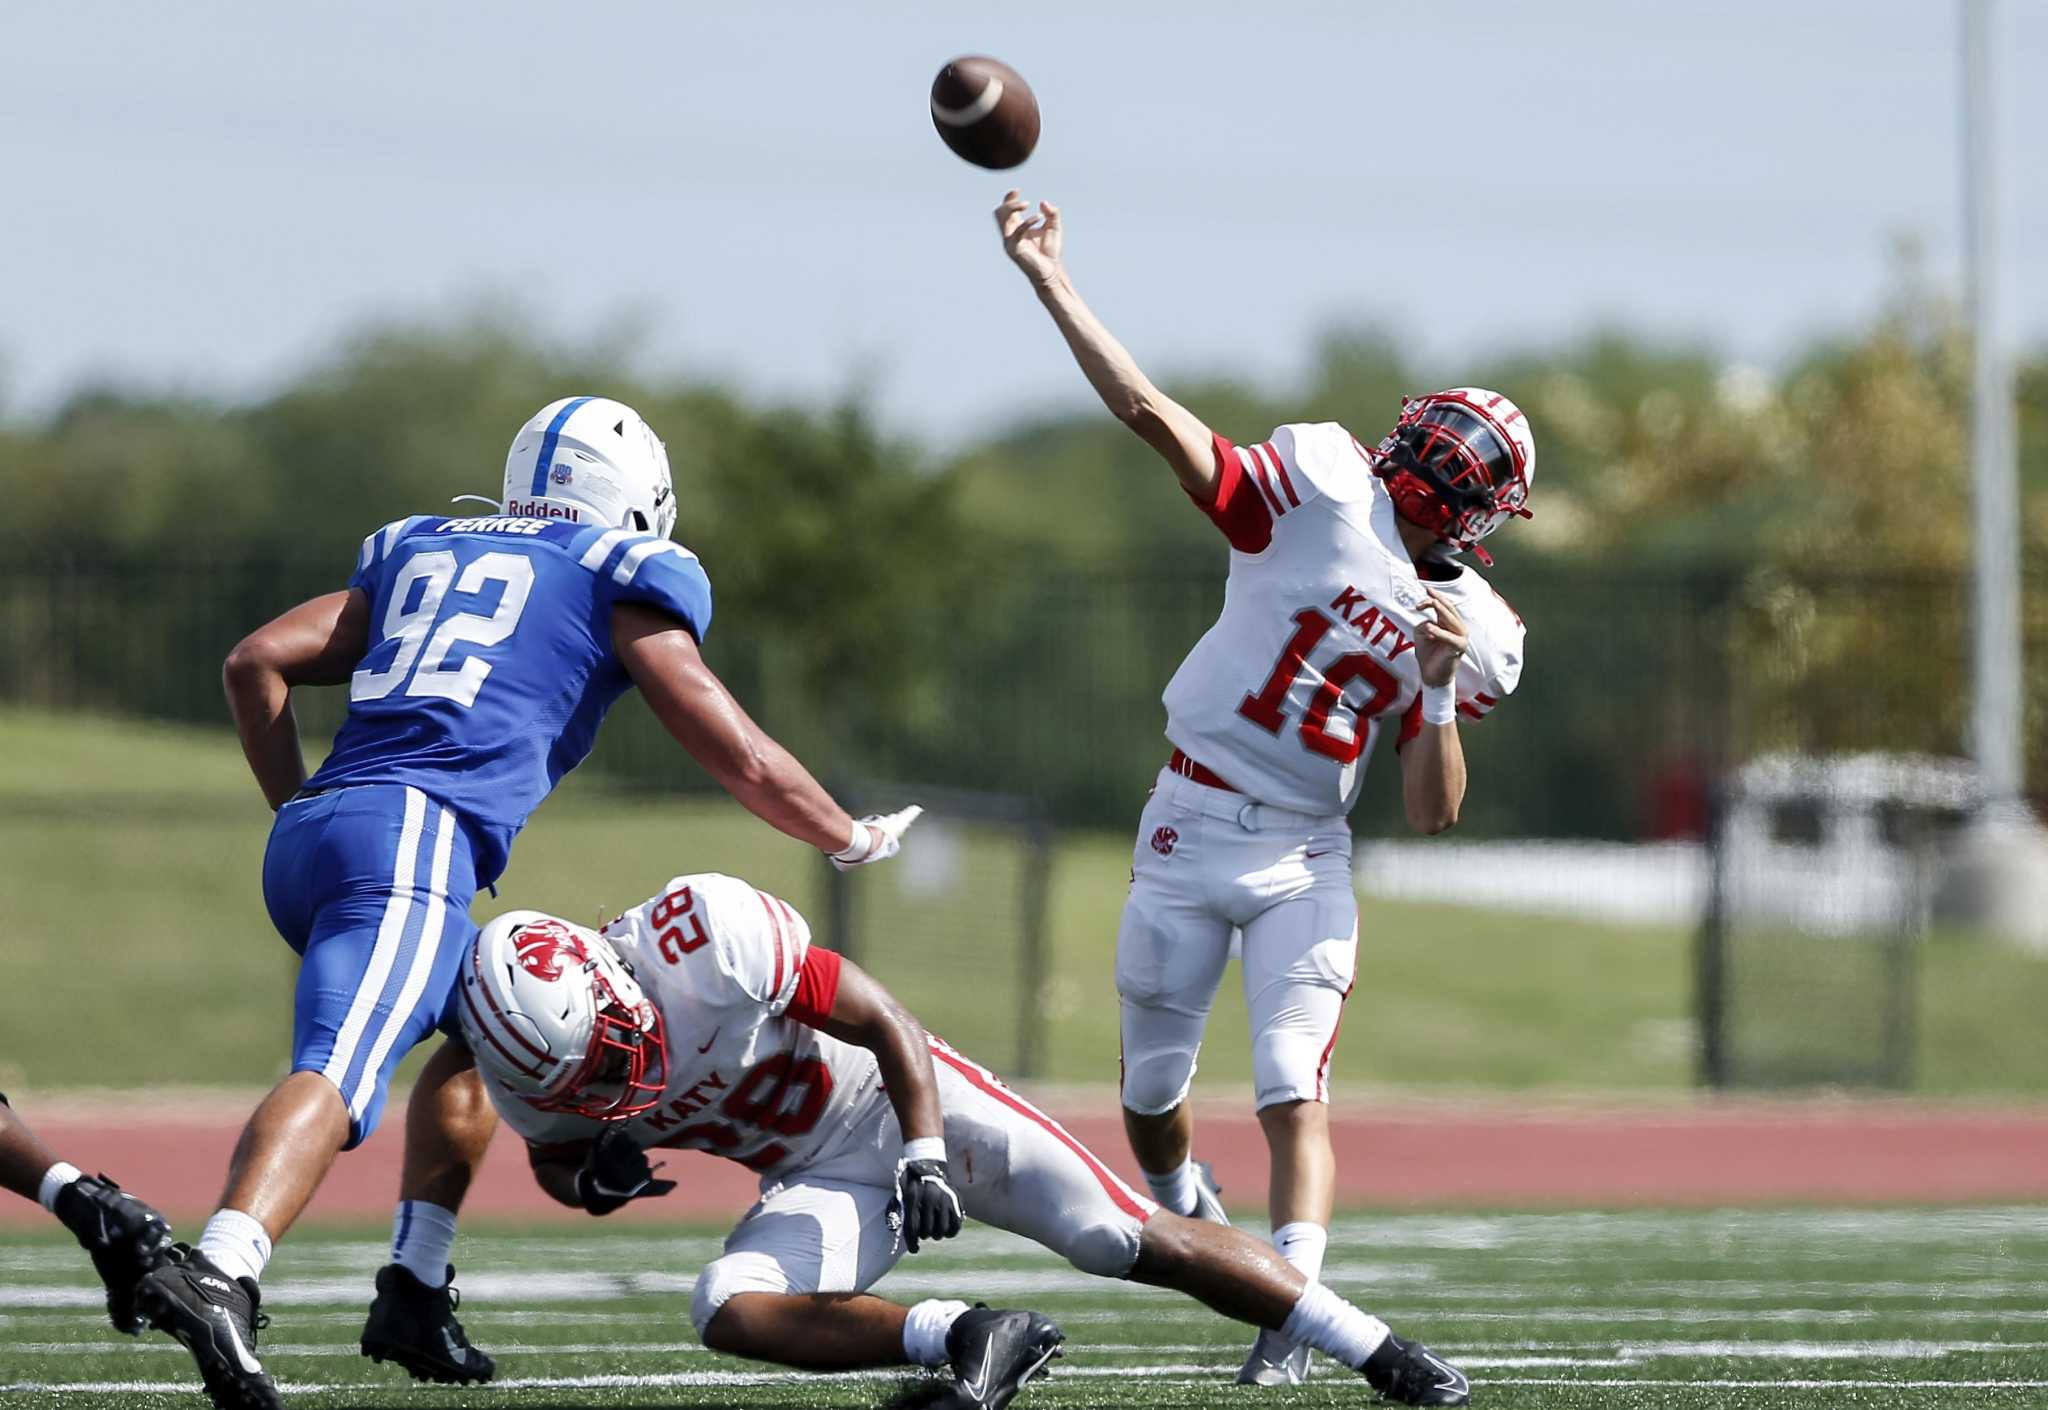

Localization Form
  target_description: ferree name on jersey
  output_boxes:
[302,515,713,888]
[492,873,883,1181]
[1161,422,1526,816]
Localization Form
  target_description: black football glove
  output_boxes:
[891,1157,964,1253]
[575,1128,676,1217]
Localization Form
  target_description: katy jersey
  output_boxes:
[1161,423,1525,815]
[491,873,885,1183]
[305,516,712,887]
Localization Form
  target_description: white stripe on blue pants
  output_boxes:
[267,783,477,1148]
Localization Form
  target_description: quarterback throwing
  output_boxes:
[996,191,1532,1385]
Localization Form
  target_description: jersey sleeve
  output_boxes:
[1393,573,1525,748]
[1193,422,1376,552]
[572,528,714,642]
[1451,579,1525,723]
[348,516,428,595]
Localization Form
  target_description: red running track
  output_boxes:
[9,1094,2048,1225]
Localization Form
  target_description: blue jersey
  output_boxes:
[305,515,713,887]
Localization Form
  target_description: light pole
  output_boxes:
[1960,0,2022,809]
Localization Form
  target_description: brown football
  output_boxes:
[930,56,1039,170]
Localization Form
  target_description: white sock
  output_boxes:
[1273,1220,1329,1283]
[1280,1281,1389,1371]
[37,1162,83,1214]
[1143,1159,1199,1217]
[197,1209,273,1286]
[902,1298,971,1367]
[390,1200,459,1289]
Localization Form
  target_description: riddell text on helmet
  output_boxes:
[503,498,583,521]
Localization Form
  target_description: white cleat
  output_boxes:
[1190,1160,1230,1225]
[1237,1330,1311,1385]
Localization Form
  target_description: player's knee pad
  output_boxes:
[1249,981,1348,1109]
[689,1251,790,1339]
[1060,1218,1144,1280]
[1118,1003,1203,1116]
[1119,1043,1197,1117]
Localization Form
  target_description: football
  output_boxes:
[930,55,1039,170]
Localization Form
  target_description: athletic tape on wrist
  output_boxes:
[903,1137,948,1165]
[1421,683,1457,726]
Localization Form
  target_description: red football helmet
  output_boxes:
[1367,387,1534,565]
[459,911,669,1120]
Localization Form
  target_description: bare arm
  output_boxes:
[525,1141,589,1209]
[996,191,1220,502]
[612,603,857,854]
[223,589,369,810]
[1400,588,1470,834]
[803,956,944,1146]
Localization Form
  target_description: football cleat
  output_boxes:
[1237,1328,1311,1385]
[931,1305,1065,1409]
[136,1244,283,1410]
[361,1263,496,1385]
[52,1173,174,1335]
[1190,1160,1229,1225]
[1362,1331,1470,1406]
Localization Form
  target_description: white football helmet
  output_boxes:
[1367,386,1534,565]
[458,910,668,1120]
[500,396,677,538]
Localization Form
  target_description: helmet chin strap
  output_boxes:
[450,494,504,512]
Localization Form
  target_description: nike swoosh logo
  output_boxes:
[1423,1350,1466,1391]
[1305,850,1337,859]
[695,1028,721,1054]
[962,1342,993,1400]
[216,1311,264,1375]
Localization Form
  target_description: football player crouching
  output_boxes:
[457,873,1472,1408]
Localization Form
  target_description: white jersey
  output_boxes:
[1162,422,1526,815]
[489,872,887,1181]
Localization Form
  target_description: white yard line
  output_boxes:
[11,1369,2048,1395]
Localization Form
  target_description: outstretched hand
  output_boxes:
[996,189,1063,287]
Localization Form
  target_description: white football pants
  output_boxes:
[1116,766,1358,1116]
[690,1038,1155,1336]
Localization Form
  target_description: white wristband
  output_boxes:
[1421,683,1457,726]
[829,819,871,862]
[903,1136,948,1164]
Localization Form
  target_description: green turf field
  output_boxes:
[5,705,2048,1097]
[6,1209,2048,1407]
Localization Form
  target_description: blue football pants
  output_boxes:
[262,784,478,1149]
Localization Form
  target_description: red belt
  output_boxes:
[1168,748,1239,793]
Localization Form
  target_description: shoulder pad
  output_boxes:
[577,530,713,641]
[353,516,430,579]
[1280,423,1379,506]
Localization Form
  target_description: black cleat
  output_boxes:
[52,1173,174,1336]
[1363,1331,1471,1406]
[930,1305,1065,1410]
[135,1244,283,1410]
[361,1263,496,1385]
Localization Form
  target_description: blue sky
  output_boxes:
[6,1,2042,451]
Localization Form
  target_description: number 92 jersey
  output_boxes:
[304,515,712,887]
[1161,423,1526,816]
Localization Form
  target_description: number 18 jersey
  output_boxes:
[305,515,713,887]
[1161,423,1526,816]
